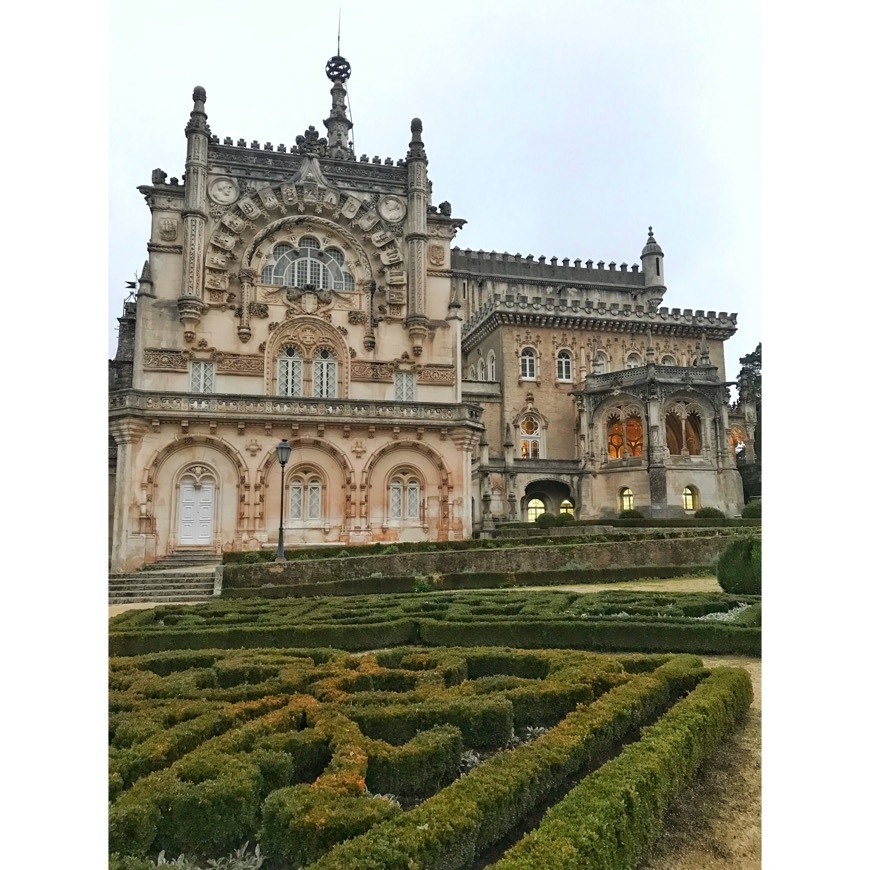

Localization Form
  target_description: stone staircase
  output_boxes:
[109,565,219,605]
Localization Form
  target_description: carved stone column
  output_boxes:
[405,118,430,355]
[178,87,210,342]
[109,421,147,572]
[238,269,253,343]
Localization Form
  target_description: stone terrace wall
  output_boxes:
[221,534,748,591]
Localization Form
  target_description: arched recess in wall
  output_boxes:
[591,396,646,462]
[361,441,452,533]
[263,316,352,398]
[257,438,355,534]
[143,436,249,551]
[662,394,714,456]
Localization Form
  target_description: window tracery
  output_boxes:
[556,349,573,381]
[520,347,537,380]
[519,415,542,459]
[606,409,644,459]
[261,236,355,291]
[288,469,323,521]
[389,470,422,521]
[665,403,703,455]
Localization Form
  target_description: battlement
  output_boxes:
[452,247,645,287]
[461,291,738,349]
[208,134,407,168]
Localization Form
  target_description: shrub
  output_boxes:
[618,509,644,519]
[694,507,726,519]
[717,536,761,595]
[742,500,762,518]
[534,512,559,529]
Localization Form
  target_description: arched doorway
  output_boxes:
[177,467,216,546]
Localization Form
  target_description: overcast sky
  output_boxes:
[109,0,761,380]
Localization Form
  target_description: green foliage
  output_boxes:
[694,507,726,518]
[742,500,761,518]
[413,575,433,593]
[379,544,400,555]
[534,512,559,528]
[492,667,752,869]
[717,536,762,595]
[618,508,644,519]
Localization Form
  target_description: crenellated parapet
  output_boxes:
[461,290,738,350]
[452,248,645,287]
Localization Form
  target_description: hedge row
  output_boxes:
[304,656,706,869]
[491,666,753,868]
[110,615,760,658]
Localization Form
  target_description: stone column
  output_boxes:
[178,87,210,342]
[109,421,147,572]
[405,118,430,355]
[238,269,253,343]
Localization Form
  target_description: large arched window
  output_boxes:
[478,359,486,381]
[487,351,496,382]
[625,353,643,369]
[519,415,542,459]
[312,348,338,398]
[261,237,355,291]
[660,355,678,366]
[277,346,303,397]
[288,470,323,521]
[607,413,644,459]
[520,347,537,380]
[556,349,573,382]
[389,472,421,521]
[619,487,634,512]
[666,406,703,455]
[527,498,545,522]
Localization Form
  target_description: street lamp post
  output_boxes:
[276,439,292,562]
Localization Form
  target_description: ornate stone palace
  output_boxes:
[109,53,758,572]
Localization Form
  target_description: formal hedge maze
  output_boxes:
[109,589,761,658]
[109,645,752,869]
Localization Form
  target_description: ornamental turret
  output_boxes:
[323,54,354,159]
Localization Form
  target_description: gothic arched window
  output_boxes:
[666,408,703,455]
[682,486,699,511]
[626,353,643,369]
[607,413,644,459]
[277,346,303,397]
[556,350,573,381]
[312,348,338,398]
[519,415,542,459]
[261,237,355,291]
[520,347,537,380]
[487,351,496,381]
[288,470,323,521]
[619,487,634,512]
[660,355,678,366]
[389,471,422,521]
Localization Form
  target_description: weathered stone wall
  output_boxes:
[222,533,747,590]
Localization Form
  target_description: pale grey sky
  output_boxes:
[109,0,762,380]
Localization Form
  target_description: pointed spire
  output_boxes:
[641,226,663,257]
[185,86,209,135]
[407,118,426,160]
[447,285,462,320]
[646,326,655,362]
[324,53,353,158]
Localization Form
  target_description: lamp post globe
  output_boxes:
[276,439,292,562]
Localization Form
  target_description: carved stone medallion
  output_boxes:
[429,244,445,266]
[377,195,406,223]
[208,176,239,205]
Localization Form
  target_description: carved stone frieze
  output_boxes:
[418,365,456,385]
[147,242,183,254]
[143,348,190,371]
[214,352,265,374]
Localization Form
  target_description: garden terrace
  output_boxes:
[109,589,760,658]
[109,645,751,869]
[219,528,761,598]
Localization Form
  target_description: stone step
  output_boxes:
[109,572,216,604]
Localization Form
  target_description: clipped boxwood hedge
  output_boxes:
[717,536,762,595]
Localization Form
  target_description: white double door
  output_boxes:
[178,479,215,546]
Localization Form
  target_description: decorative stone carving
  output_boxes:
[158,218,178,241]
[143,349,190,370]
[377,195,406,223]
[208,177,239,205]
[380,247,402,265]
[341,196,362,219]
[221,212,247,233]
[214,353,265,374]
[347,310,366,325]
[236,197,262,220]
[428,244,445,266]
[357,210,380,232]
[248,302,269,318]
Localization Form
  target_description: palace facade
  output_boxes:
[109,54,757,572]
